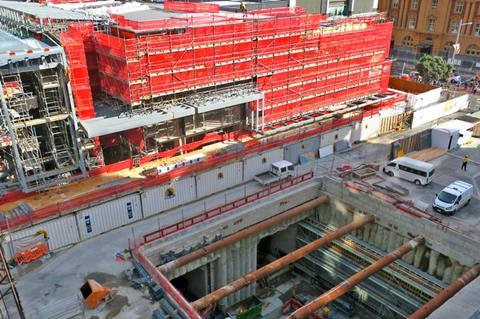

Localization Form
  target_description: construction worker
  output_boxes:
[461,155,469,171]
[240,2,247,17]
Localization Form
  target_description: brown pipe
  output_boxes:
[158,195,330,274]
[192,213,374,310]
[290,236,424,319]
[408,264,480,319]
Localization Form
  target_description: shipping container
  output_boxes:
[321,126,353,148]
[76,193,142,240]
[196,161,243,198]
[141,176,196,217]
[285,137,320,164]
[2,215,80,260]
[243,148,284,181]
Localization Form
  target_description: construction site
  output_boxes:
[0,0,479,318]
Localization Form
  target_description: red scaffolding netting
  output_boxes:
[60,33,95,120]
[91,9,393,125]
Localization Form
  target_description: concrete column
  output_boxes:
[380,227,389,252]
[403,237,415,265]
[452,262,465,281]
[374,226,384,249]
[413,245,426,268]
[435,254,447,279]
[387,229,397,252]
[368,224,378,245]
[362,224,371,242]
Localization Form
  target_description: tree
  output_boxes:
[415,55,453,84]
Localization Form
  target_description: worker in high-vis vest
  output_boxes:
[240,2,247,16]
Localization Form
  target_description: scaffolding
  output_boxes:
[0,245,25,319]
[94,9,392,127]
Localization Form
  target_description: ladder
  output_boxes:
[36,70,63,117]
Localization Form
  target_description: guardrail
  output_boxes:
[142,171,314,244]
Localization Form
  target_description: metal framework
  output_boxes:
[0,246,24,319]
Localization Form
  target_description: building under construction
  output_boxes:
[0,1,479,319]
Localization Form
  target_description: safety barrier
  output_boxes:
[142,172,314,244]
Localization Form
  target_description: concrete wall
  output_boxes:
[322,177,479,283]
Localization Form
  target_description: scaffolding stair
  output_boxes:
[36,71,63,117]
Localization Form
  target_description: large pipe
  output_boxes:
[290,236,424,319]
[408,264,480,319]
[192,213,374,310]
[159,195,330,274]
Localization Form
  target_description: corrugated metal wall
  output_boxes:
[243,148,284,181]
[76,193,142,240]
[321,126,352,147]
[196,161,243,198]
[141,177,196,217]
[285,136,320,163]
[2,215,80,260]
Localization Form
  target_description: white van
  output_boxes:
[383,157,435,185]
[433,181,473,215]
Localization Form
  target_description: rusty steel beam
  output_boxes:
[191,213,374,310]
[408,264,480,319]
[158,195,330,274]
[290,236,424,319]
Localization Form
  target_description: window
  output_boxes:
[466,44,480,56]
[398,165,427,177]
[443,41,454,52]
[475,24,480,36]
[432,0,438,9]
[411,0,419,10]
[392,0,399,9]
[408,17,416,29]
[281,167,286,173]
[427,18,436,32]
[403,36,414,46]
[455,1,464,13]
[387,162,397,167]
[429,169,435,177]
[450,20,460,33]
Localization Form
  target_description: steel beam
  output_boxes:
[290,236,424,319]
[407,264,480,319]
[158,195,330,275]
[191,213,374,311]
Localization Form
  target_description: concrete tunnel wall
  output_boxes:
[321,176,479,283]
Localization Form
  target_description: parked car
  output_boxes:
[383,157,435,185]
[433,180,473,215]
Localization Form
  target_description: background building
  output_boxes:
[295,0,378,15]
[379,0,480,76]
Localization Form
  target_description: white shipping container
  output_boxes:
[196,161,243,198]
[2,215,80,260]
[321,126,353,147]
[243,148,284,181]
[76,193,142,240]
[141,176,196,217]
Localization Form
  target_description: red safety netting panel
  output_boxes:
[164,0,220,13]
[93,13,393,124]
[60,33,95,120]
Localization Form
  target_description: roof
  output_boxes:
[444,180,473,195]
[392,157,435,170]
[0,30,63,66]
[0,1,91,20]
[436,119,474,131]
[273,160,293,167]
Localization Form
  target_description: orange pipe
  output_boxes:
[290,236,424,319]
[158,195,330,274]
[191,213,374,310]
[408,264,480,319]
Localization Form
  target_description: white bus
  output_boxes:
[383,157,435,185]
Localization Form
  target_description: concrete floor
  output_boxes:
[13,136,480,318]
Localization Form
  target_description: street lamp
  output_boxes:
[452,19,472,65]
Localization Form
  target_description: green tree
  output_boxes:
[415,55,453,84]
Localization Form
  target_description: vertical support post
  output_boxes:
[255,100,259,131]
[0,81,27,190]
[261,98,265,131]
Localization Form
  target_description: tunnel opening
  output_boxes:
[171,266,209,302]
